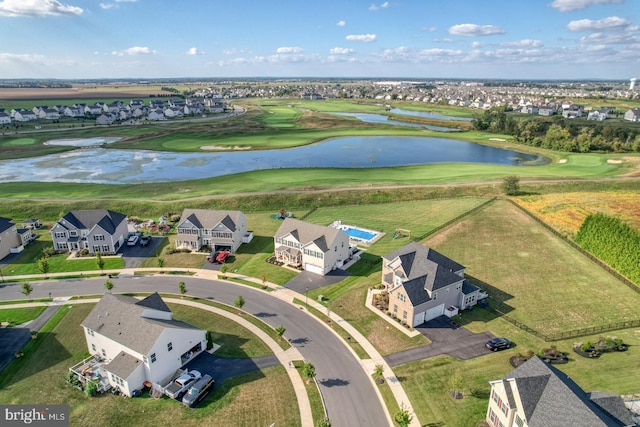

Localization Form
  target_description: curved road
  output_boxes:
[0,275,388,427]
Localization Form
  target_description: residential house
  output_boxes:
[486,356,635,427]
[50,209,128,254]
[0,217,22,260]
[562,104,584,118]
[64,106,84,117]
[129,100,145,109]
[96,114,114,125]
[130,107,146,118]
[624,108,640,122]
[163,107,183,118]
[184,103,203,115]
[21,218,41,229]
[175,209,249,252]
[79,293,207,397]
[32,105,48,115]
[149,100,165,110]
[273,218,350,276]
[520,105,539,115]
[147,109,165,121]
[13,110,37,122]
[38,108,61,120]
[381,242,482,326]
[588,109,609,121]
[300,93,322,100]
[538,105,557,116]
[204,98,226,113]
[103,102,122,114]
[0,112,11,124]
[168,99,185,109]
[85,104,103,115]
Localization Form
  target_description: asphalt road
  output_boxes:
[0,275,388,427]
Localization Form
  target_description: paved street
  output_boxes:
[0,275,389,427]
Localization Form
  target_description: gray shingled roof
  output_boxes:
[0,217,15,233]
[503,357,632,426]
[61,210,126,234]
[275,218,346,252]
[177,209,242,231]
[82,293,201,355]
[104,351,142,379]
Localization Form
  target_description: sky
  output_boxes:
[0,0,638,80]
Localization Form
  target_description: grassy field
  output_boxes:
[425,199,640,335]
[0,302,300,427]
[514,190,640,236]
[0,306,47,326]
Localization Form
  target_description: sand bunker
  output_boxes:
[201,145,252,150]
[607,159,623,164]
[489,138,506,142]
[558,159,568,163]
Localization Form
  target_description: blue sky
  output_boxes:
[0,0,637,80]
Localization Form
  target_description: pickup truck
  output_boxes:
[164,370,202,399]
[182,374,215,407]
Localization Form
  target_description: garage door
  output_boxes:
[304,263,324,275]
[424,304,445,322]
[413,311,426,326]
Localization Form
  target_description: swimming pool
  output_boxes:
[330,221,383,245]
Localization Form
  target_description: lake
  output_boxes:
[331,112,461,132]
[0,136,546,184]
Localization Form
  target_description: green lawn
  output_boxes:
[0,306,47,326]
[0,302,299,427]
[424,199,640,335]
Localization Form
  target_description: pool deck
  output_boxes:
[329,221,386,246]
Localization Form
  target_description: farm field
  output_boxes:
[0,303,300,427]
[514,190,640,236]
[424,199,640,336]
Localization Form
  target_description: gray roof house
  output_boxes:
[78,292,207,397]
[50,209,128,254]
[0,217,22,261]
[381,242,482,326]
[487,356,635,426]
[274,218,350,276]
[175,209,249,252]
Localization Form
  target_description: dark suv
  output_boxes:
[486,337,511,352]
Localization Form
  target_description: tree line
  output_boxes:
[472,107,640,153]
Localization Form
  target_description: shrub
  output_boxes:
[580,341,592,352]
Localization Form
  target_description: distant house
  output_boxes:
[300,93,323,100]
[538,105,557,116]
[562,104,583,118]
[13,110,37,122]
[0,112,11,124]
[85,104,103,115]
[381,242,482,326]
[175,209,249,252]
[587,109,609,121]
[78,293,207,397]
[149,100,165,110]
[624,108,640,122]
[0,217,22,260]
[96,114,114,125]
[21,218,41,229]
[50,209,128,254]
[147,109,165,121]
[520,105,539,114]
[38,108,61,120]
[103,102,123,114]
[204,98,226,113]
[163,107,183,118]
[273,218,350,276]
[64,106,84,117]
[487,356,635,427]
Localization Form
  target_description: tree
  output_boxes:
[21,282,33,301]
[275,325,286,339]
[316,418,331,427]
[302,362,316,383]
[502,175,520,196]
[234,295,245,312]
[394,404,413,427]
[104,279,114,293]
[37,257,50,279]
[96,252,105,274]
[449,368,465,399]
[373,364,384,379]
[156,256,165,268]
[178,281,187,298]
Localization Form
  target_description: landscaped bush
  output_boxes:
[574,336,628,359]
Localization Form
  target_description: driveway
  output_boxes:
[183,352,279,386]
[120,236,164,268]
[283,270,350,294]
[384,315,496,367]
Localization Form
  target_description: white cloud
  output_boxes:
[112,46,156,56]
[0,52,46,62]
[276,46,303,53]
[433,38,454,43]
[346,34,377,42]
[567,16,631,32]
[422,26,437,32]
[186,47,204,55]
[579,31,640,44]
[471,41,484,48]
[329,47,354,54]
[549,0,624,12]
[99,3,114,9]
[448,24,505,36]
[369,2,389,11]
[0,0,83,17]
[500,39,544,48]
[337,20,346,27]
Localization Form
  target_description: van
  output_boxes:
[181,374,214,407]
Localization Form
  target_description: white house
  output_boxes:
[273,218,350,275]
[163,107,184,118]
[50,209,128,254]
[587,109,608,121]
[175,209,249,252]
[0,112,11,124]
[78,293,207,397]
[64,106,84,117]
[96,114,114,125]
[148,109,165,121]
[13,110,37,121]
[38,108,61,120]
[85,104,103,115]
[0,217,22,261]
[624,108,640,122]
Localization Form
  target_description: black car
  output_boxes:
[486,337,511,352]
[139,235,151,247]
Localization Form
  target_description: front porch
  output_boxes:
[275,246,301,267]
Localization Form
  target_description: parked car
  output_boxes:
[215,251,230,263]
[486,337,511,352]
[139,235,151,247]
[126,235,139,246]
[164,369,202,400]
[182,374,215,407]
[206,251,218,263]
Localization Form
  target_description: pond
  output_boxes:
[389,108,474,121]
[331,112,460,132]
[0,136,547,184]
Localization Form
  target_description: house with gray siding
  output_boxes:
[50,210,128,254]
[175,209,249,252]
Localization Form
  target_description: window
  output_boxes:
[432,292,437,301]
[54,231,66,238]
[393,304,398,313]
[86,327,94,336]
[69,230,77,237]
[515,415,524,427]
[501,401,508,414]
[492,389,499,403]
[150,353,157,363]
[94,234,104,241]
[402,310,407,319]
[167,342,173,352]
[57,242,68,250]
[102,245,110,252]
[398,293,405,302]
[143,356,148,364]
[101,349,106,357]
[91,343,96,352]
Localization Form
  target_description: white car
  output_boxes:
[126,235,139,246]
